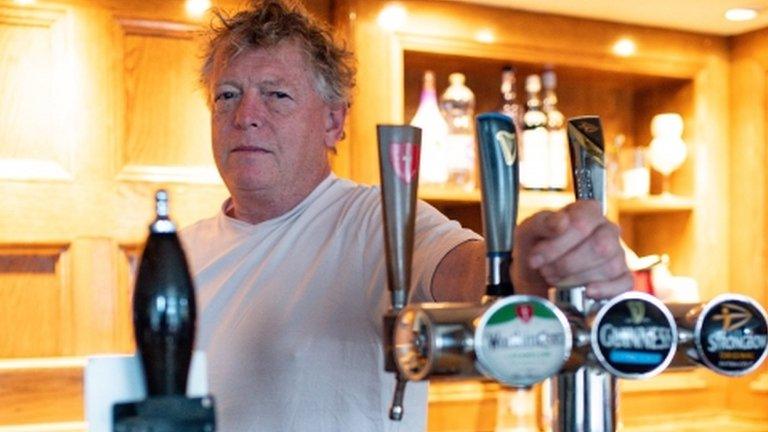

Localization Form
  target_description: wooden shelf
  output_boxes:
[419,185,481,203]
[420,186,573,209]
[617,194,695,214]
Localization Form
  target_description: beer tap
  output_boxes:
[667,294,768,375]
[377,124,422,420]
[546,116,678,432]
[113,190,215,432]
[379,114,572,422]
[471,113,571,388]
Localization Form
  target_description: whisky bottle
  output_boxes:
[542,70,568,190]
[497,66,523,135]
[440,72,476,190]
[520,74,549,190]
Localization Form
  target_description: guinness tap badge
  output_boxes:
[628,300,646,325]
[591,292,677,379]
[696,295,768,376]
[495,130,517,166]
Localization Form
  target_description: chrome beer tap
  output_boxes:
[667,294,768,375]
[546,117,678,432]
[377,124,422,420]
[379,114,572,421]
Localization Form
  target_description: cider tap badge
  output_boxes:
[696,295,768,376]
[591,292,677,379]
[475,295,571,387]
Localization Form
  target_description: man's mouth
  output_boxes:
[231,146,271,154]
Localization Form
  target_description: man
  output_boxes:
[182,0,631,430]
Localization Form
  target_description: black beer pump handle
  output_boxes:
[133,190,197,397]
[377,124,421,421]
[476,113,519,299]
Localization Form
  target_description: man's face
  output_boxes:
[210,40,345,199]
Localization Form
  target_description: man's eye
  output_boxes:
[269,91,292,100]
[215,91,238,102]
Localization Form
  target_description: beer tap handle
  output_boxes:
[133,190,196,397]
[377,125,421,311]
[377,124,422,421]
[567,116,606,214]
[476,113,519,301]
[557,116,607,311]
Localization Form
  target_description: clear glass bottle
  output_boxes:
[440,72,476,190]
[520,74,549,190]
[410,70,449,186]
[542,69,568,190]
[497,66,523,135]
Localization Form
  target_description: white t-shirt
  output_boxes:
[181,174,480,432]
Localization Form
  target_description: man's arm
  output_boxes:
[431,200,632,302]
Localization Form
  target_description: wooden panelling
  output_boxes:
[0,246,67,358]
[427,381,500,432]
[66,239,129,355]
[730,26,768,424]
[0,4,72,181]
[119,19,217,184]
[0,358,84,425]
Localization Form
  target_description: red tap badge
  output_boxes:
[389,142,420,184]
[517,304,533,323]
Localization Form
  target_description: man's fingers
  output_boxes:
[538,223,624,284]
[585,272,635,299]
[542,252,628,288]
[526,201,604,269]
[518,210,569,240]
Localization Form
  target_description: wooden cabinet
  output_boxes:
[334,0,766,430]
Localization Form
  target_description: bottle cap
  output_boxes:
[525,74,541,92]
[423,70,436,89]
[542,70,557,89]
[449,72,466,85]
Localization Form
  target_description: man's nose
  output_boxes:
[234,91,265,129]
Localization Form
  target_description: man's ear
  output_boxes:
[324,103,348,149]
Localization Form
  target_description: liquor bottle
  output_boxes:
[520,74,549,190]
[440,72,476,190]
[542,70,568,190]
[410,71,449,186]
[497,66,523,134]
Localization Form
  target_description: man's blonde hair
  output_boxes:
[200,0,355,107]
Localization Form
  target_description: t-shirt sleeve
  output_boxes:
[409,200,482,303]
